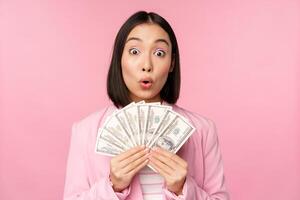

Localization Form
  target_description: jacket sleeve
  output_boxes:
[63,122,131,200]
[163,119,230,200]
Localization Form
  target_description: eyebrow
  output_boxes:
[125,37,170,46]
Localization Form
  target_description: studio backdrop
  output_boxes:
[1,0,299,199]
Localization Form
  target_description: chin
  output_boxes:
[132,93,160,102]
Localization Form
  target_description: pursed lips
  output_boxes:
[139,76,153,83]
[139,77,153,89]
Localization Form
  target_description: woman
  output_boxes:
[64,11,230,200]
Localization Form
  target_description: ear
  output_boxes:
[169,58,175,73]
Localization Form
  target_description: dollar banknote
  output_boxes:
[151,114,196,153]
[95,128,124,156]
[123,102,141,145]
[143,104,172,146]
[147,109,177,148]
[95,102,195,157]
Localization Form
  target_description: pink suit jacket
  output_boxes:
[63,103,230,200]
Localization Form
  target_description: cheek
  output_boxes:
[121,54,140,75]
[161,65,171,74]
[156,62,172,81]
[121,67,134,87]
[156,56,172,73]
[121,57,134,79]
[121,56,141,90]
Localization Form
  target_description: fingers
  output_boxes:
[114,145,145,162]
[109,146,150,192]
[127,157,149,176]
[150,150,177,170]
[149,147,188,179]
[149,153,173,175]
[119,148,149,168]
[148,159,173,182]
[121,151,149,173]
[152,147,188,169]
[149,148,187,195]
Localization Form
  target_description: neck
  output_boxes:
[130,94,162,104]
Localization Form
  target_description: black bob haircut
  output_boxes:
[107,11,181,108]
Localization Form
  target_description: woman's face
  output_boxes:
[121,23,173,103]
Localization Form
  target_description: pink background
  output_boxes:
[1,0,300,199]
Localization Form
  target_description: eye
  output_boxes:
[154,49,166,57]
[129,48,140,55]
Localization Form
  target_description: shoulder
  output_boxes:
[72,104,117,134]
[172,104,219,152]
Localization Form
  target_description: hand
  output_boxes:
[148,147,188,195]
[109,145,149,192]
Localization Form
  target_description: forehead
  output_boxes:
[126,23,171,45]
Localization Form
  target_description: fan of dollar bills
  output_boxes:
[95,101,196,156]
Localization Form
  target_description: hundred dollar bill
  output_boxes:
[137,102,162,145]
[104,114,134,149]
[95,129,124,156]
[144,105,171,146]
[115,102,137,146]
[98,128,126,150]
[137,104,148,145]
[123,102,143,145]
[151,114,195,153]
[147,109,177,147]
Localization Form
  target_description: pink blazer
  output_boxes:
[63,103,230,200]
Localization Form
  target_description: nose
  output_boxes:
[142,54,153,72]
[142,66,151,72]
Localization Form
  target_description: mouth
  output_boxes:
[139,78,153,89]
[142,80,151,84]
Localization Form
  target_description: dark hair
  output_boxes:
[107,11,181,108]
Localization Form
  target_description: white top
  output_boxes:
[138,166,164,200]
